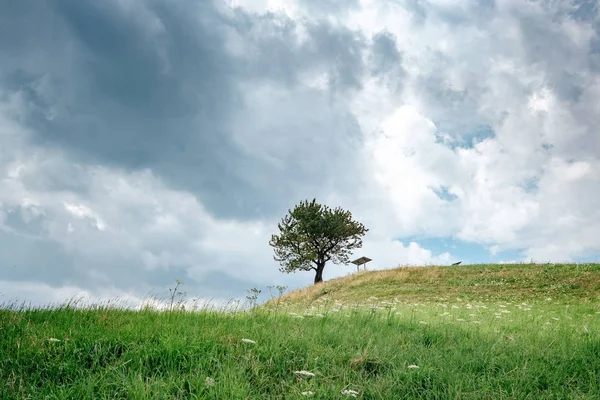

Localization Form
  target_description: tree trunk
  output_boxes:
[314,262,325,284]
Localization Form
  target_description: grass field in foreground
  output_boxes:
[1,263,600,399]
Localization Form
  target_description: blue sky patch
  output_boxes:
[434,124,495,150]
[396,236,525,264]
[432,185,458,202]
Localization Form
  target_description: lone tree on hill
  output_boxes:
[269,199,368,284]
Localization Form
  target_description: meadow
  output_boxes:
[1,263,600,399]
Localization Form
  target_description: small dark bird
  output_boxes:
[451,261,462,266]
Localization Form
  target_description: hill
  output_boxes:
[275,262,600,306]
[2,263,600,399]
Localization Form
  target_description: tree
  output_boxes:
[269,199,368,284]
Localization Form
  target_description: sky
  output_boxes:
[1,0,599,308]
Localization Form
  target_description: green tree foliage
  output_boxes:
[269,199,368,284]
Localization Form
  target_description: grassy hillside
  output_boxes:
[276,262,600,306]
[2,263,600,399]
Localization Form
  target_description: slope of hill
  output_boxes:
[2,263,600,399]
[276,263,600,306]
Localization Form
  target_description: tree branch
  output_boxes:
[324,239,340,255]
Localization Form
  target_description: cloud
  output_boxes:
[355,0,600,260]
[1,0,600,306]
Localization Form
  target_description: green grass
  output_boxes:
[2,263,600,399]
[277,263,600,306]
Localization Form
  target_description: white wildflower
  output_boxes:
[552,317,560,321]
[241,338,256,344]
[341,389,359,397]
[419,321,428,325]
[47,338,61,342]
[205,377,215,387]
[294,370,315,377]
[407,364,419,369]
[368,296,379,301]
[301,391,315,396]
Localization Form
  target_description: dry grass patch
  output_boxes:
[274,263,600,307]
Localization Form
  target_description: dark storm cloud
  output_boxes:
[404,0,496,27]
[369,31,405,93]
[0,222,260,302]
[567,0,598,22]
[231,11,366,91]
[0,0,376,220]
[370,32,401,74]
[0,0,415,304]
[0,227,152,292]
[516,12,587,102]
[0,230,74,285]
